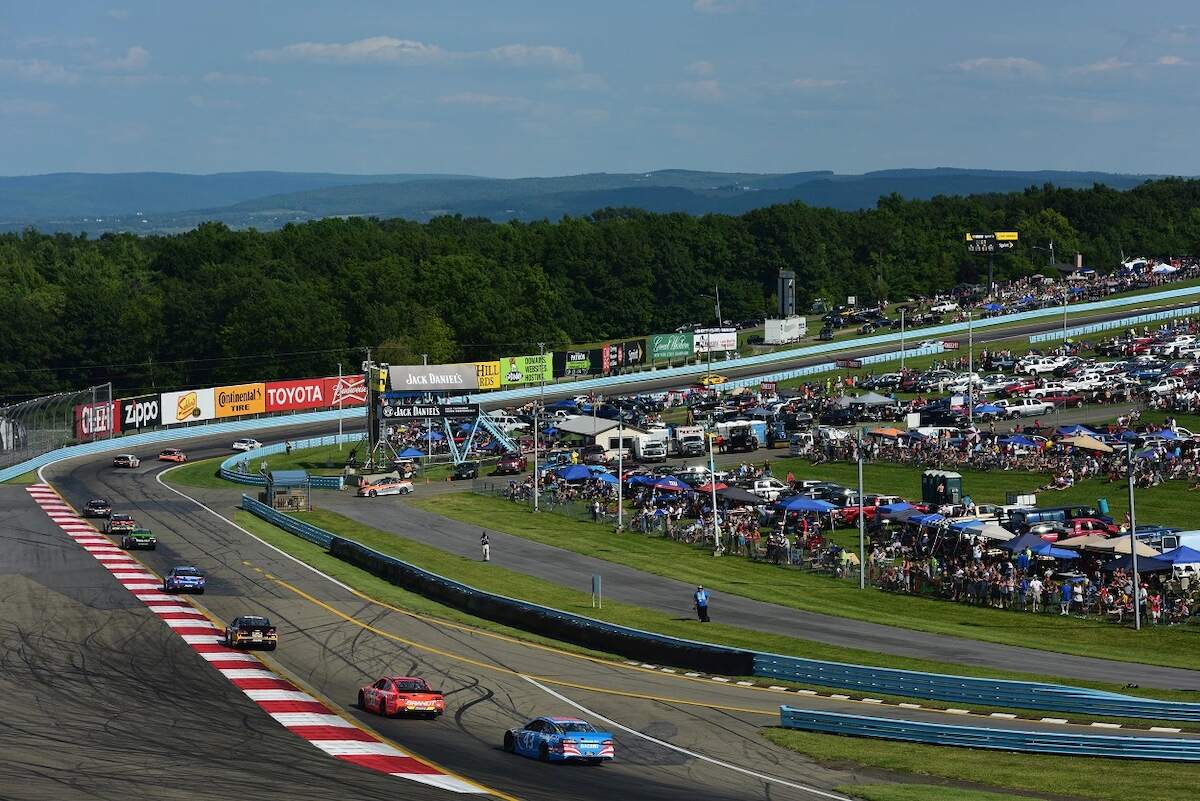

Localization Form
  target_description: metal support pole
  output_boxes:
[1126,443,1141,630]
[337,362,343,450]
[617,419,624,530]
[535,342,545,513]
[899,309,906,370]
[708,433,721,554]
[967,311,974,425]
[988,253,994,296]
[857,428,865,590]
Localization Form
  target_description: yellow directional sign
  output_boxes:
[996,231,1019,241]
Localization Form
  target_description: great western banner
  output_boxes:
[649,332,694,360]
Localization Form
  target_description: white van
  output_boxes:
[635,439,667,463]
[487,411,529,433]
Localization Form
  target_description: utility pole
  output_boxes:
[617,418,624,530]
[857,427,865,590]
[1126,443,1141,631]
[534,342,545,513]
[708,432,721,555]
[967,311,974,426]
[337,362,343,450]
[899,308,906,371]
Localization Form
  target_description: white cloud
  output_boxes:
[686,60,715,76]
[677,79,722,102]
[0,98,56,116]
[252,36,446,64]
[487,44,580,69]
[438,92,530,110]
[202,71,271,86]
[1155,54,1189,66]
[549,71,608,92]
[951,57,1044,77]
[98,45,150,71]
[251,37,580,70]
[0,58,80,85]
[791,77,846,89]
[1071,56,1134,75]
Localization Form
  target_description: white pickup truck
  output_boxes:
[745,478,791,502]
[1019,356,1068,376]
[997,397,1054,418]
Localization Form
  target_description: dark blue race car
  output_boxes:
[503,716,614,763]
[163,565,206,594]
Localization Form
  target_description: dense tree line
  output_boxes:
[3,178,1200,400]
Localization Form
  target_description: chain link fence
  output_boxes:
[0,384,112,473]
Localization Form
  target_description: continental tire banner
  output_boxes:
[73,401,119,440]
[215,382,265,418]
[120,394,162,430]
[553,350,600,377]
[162,388,216,424]
[500,353,553,386]
[389,363,479,391]
[649,333,693,360]
[475,361,501,390]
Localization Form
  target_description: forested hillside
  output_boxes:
[3,179,1199,399]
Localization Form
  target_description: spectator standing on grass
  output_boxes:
[1029,575,1043,613]
[480,531,490,562]
[1060,580,1073,616]
[693,586,710,622]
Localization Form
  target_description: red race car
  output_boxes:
[358,676,444,719]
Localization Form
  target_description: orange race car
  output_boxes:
[158,448,187,463]
[358,676,444,719]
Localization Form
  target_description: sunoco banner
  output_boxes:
[389,363,479,392]
[215,382,265,418]
[500,353,553,386]
[650,333,693,360]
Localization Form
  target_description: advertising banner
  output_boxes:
[120,393,162,430]
[161,387,217,424]
[73,401,119,440]
[380,401,479,419]
[388,363,479,392]
[650,332,694,361]
[474,361,502,390]
[330,374,367,407]
[553,350,599,377]
[265,377,329,412]
[500,353,553,386]
[215,382,265,418]
[623,339,646,368]
[694,328,737,354]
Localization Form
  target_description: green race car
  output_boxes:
[120,528,157,550]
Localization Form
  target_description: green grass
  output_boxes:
[410,490,1200,672]
[165,456,231,490]
[765,728,1198,801]
[834,785,1042,801]
[2,469,40,484]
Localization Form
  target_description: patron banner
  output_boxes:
[161,387,216,424]
[215,382,266,418]
[649,332,694,361]
[553,350,599,377]
[388,363,479,392]
[474,361,502,390]
[73,401,119,440]
[500,353,553,386]
[120,393,162,430]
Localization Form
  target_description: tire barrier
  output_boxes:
[779,706,1200,761]
[756,654,1200,722]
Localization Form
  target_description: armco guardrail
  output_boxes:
[239,493,1200,722]
[239,495,753,675]
[1029,303,1200,344]
[218,434,363,489]
[0,406,366,483]
[755,653,1200,722]
[779,707,1200,761]
[721,344,946,390]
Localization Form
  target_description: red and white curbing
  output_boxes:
[25,484,484,795]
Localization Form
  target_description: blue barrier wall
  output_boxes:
[779,707,1200,761]
[218,433,363,489]
[1029,304,1200,343]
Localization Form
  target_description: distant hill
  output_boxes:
[0,167,1173,234]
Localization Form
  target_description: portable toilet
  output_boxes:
[922,469,962,506]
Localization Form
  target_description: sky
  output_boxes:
[1,1,1198,177]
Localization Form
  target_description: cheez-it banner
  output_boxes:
[215,383,266,418]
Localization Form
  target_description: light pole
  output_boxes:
[857,427,866,590]
[708,432,721,555]
[967,310,974,426]
[534,343,545,513]
[617,418,624,530]
[899,308,906,371]
[1126,443,1141,630]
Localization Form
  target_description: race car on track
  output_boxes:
[503,716,615,763]
[357,476,414,497]
[105,513,137,534]
[231,438,262,452]
[112,454,140,468]
[158,448,187,463]
[358,676,444,718]
[82,498,112,518]
[695,374,727,387]
[163,566,206,594]
[120,528,157,550]
[224,615,277,650]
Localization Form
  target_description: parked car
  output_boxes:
[494,453,529,475]
[452,461,480,480]
[357,476,414,497]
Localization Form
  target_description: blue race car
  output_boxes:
[503,716,614,763]
[163,565,206,594]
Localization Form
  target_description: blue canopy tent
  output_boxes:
[625,475,657,487]
[1101,554,1174,573]
[975,403,1004,416]
[774,496,837,513]
[542,427,559,436]
[652,476,691,492]
[555,465,592,481]
[422,431,445,441]
[1001,434,1037,447]
[999,532,1054,554]
[909,512,946,527]
[546,399,578,410]
[1144,429,1180,441]
[1057,425,1098,436]
[595,472,619,485]
[1159,545,1200,564]
[397,447,424,458]
[982,302,1003,312]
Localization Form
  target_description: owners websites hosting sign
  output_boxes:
[500,353,553,386]
[388,363,480,391]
